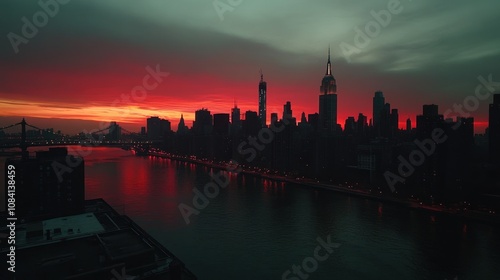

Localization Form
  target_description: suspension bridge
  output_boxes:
[0,118,151,156]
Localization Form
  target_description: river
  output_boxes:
[2,146,500,279]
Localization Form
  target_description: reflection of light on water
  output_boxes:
[79,148,500,278]
[430,215,436,223]
[463,224,467,234]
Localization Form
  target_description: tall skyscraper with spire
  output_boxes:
[319,47,338,132]
[320,47,337,94]
[258,70,267,126]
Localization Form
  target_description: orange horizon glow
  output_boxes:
[0,96,489,135]
[0,62,491,135]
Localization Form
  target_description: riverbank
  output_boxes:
[143,150,500,225]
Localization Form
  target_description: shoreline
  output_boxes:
[144,150,500,225]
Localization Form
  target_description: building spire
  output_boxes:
[326,46,332,76]
[328,45,331,63]
[260,68,264,82]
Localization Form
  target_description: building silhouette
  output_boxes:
[7,199,197,279]
[300,112,307,124]
[231,103,241,135]
[372,91,398,138]
[319,47,338,133]
[490,94,500,164]
[177,114,189,134]
[282,101,296,126]
[193,108,213,135]
[147,116,171,140]
[416,104,443,139]
[213,113,231,160]
[243,110,260,137]
[213,113,230,136]
[391,109,399,137]
[270,113,278,126]
[173,114,191,156]
[258,70,267,127]
[357,113,368,135]
[192,108,213,158]
[308,113,319,130]
[5,147,84,220]
[344,117,356,135]
[283,101,292,120]
[372,91,385,131]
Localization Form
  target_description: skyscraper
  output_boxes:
[282,101,296,126]
[177,114,188,134]
[147,116,171,140]
[319,47,338,132]
[283,101,292,120]
[231,103,241,135]
[300,112,307,124]
[390,108,399,137]
[243,110,260,136]
[193,108,213,135]
[344,117,356,135]
[213,113,230,135]
[416,104,444,139]
[271,113,278,126]
[490,94,500,163]
[308,113,319,129]
[372,91,385,129]
[259,70,267,127]
[357,113,368,134]
[5,147,84,219]
[423,104,439,116]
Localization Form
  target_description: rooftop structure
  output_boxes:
[1,198,197,280]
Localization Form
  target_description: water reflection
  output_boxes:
[2,147,500,279]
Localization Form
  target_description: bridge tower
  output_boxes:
[20,118,28,158]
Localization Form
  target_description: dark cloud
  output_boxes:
[1,0,498,133]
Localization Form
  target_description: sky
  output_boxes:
[1,0,499,134]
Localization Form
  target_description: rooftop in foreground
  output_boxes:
[0,198,197,280]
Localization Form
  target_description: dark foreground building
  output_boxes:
[1,199,196,280]
[1,148,196,280]
[4,147,85,220]
[1,199,196,279]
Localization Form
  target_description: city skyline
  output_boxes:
[0,1,498,133]
[2,2,500,279]
[1,47,497,136]
[1,0,500,134]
